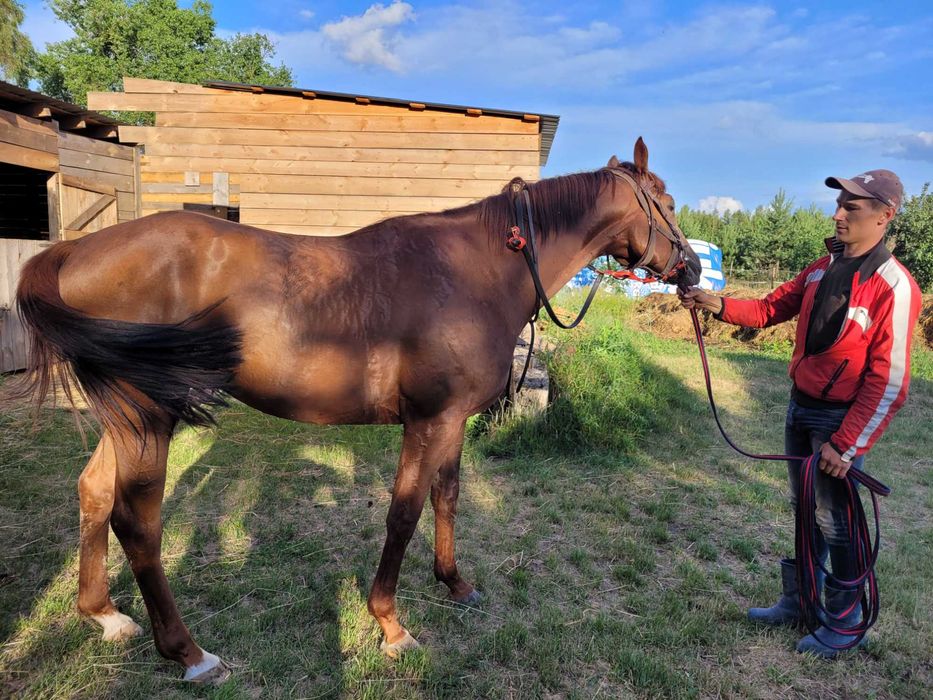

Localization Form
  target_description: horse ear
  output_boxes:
[607,155,620,168]
[633,137,648,172]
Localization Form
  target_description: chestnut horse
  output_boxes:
[10,138,699,682]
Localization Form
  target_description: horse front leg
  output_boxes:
[431,452,480,604]
[368,413,467,657]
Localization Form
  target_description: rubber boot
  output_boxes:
[795,582,867,658]
[748,558,802,626]
[797,543,867,658]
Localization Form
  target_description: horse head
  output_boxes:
[600,138,701,288]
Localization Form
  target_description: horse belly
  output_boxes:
[230,339,402,425]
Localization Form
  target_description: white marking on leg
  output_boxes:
[184,649,229,683]
[91,611,144,641]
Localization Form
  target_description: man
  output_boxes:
[679,170,921,658]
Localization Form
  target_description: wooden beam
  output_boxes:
[138,155,539,180]
[58,116,88,130]
[59,131,135,159]
[20,104,53,119]
[239,192,475,212]
[0,140,59,171]
[240,208,418,228]
[60,173,117,197]
[46,174,62,241]
[154,111,538,134]
[65,193,115,231]
[121,126,540,151]
[0,106,59,136]
[239,173,502,198]
[122,77,217,94]
[140,141,540,166]
[0,117,58,153]
[59,148,136,176]
[85,126,120,139]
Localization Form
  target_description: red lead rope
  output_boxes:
[686,307,888,649]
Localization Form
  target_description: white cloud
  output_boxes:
[299,9,315,21]
[322,1,414,72]
[699,196,743,216]
[884,131,933,162]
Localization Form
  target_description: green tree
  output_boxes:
[0,0,34,85]
[890,184,933,291]
[677,191,833,281]
[32,0,292,113]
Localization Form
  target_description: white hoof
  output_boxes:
[184,650,231,685]
[92,611,144,642]
[380,629,420,659]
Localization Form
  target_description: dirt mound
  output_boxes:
[629,290,933,350]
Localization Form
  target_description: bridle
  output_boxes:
[505,168,691,330]
[600,169,690,284]
[506,169,692,392]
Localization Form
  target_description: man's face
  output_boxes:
[832,191,894,247]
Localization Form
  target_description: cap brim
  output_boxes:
[825,176,874,199]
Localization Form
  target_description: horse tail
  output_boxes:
[6,240,243,437]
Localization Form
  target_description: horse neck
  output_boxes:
[491,206,616,328]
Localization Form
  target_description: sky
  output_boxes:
[20,0,933,215]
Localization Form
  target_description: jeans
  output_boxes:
[785,398,865,548]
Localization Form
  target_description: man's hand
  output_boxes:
[677,287,724,315]
[818,442,850,479]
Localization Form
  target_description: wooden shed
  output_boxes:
[88,78,558,236]
[0,81,138,373]
[2,77,558,373]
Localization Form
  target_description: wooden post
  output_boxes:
[46,173,62,241]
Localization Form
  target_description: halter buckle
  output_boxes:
[506,226,526,251]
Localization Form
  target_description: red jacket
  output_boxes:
[720,240,921,461]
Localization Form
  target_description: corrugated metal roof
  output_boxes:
[0,80,123,135]
[204,80,560,166]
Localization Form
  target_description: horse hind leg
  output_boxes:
[108,419,229,684]
[77,431,143,641]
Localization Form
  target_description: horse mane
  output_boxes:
[473,162,667,243]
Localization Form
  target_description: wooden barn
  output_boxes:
[0,81,138,372]
[87,78,558,236]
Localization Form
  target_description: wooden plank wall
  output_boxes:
[0,239,52,373]
[57,131,137,224]
[0,107,59,172]
[90,78,541,236]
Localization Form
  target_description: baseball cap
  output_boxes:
[825,169,903,209]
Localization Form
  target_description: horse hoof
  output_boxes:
[184,651,231,685]
[92,611,144,642]
[452,589,482,606]
[380,630,420,659]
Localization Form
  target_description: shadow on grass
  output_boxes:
[3,334,931,697]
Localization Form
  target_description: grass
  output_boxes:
[1,291,931,698]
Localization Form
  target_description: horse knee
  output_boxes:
[385,504,420,541]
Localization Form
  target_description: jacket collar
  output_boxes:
[823,237,891,284]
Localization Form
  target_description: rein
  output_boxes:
[687,307,888,649]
